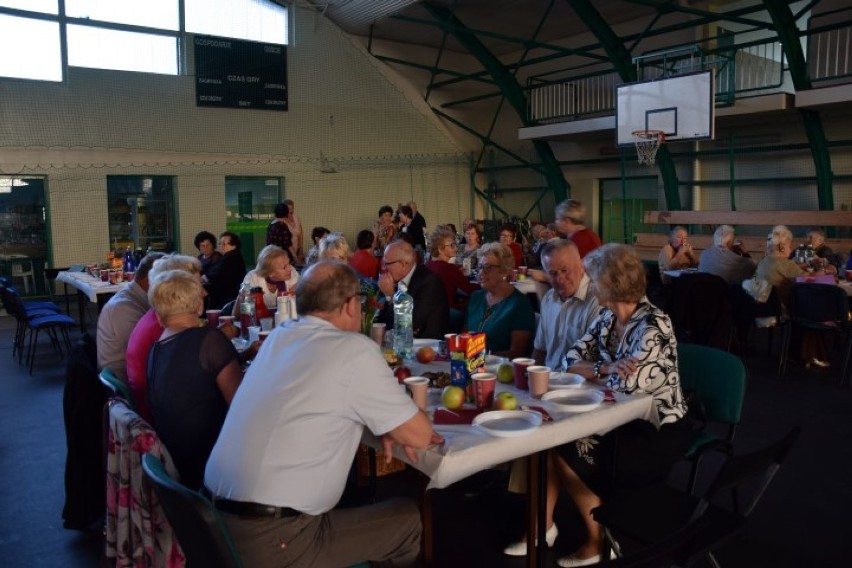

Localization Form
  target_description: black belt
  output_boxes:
[201,487,301,519]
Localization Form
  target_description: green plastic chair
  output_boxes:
[99,368,134,409]
[141,453,243,568]
[677,343,747,494]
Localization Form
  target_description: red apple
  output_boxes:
[394,366,412,383]
[416,346,435,364]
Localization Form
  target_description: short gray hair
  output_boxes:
[714,225,735,247]
[318,233,351,261]
[555,199,586,224]
[477,242,515,275]
[584,244,646,304]
[149,254,201,280]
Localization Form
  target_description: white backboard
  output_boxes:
[616,70,715,146]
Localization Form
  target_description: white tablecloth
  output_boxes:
[57,271,128,302]
[365,359,655,490]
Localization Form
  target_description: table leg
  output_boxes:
[76,290,87,329]
[525,450,542,568]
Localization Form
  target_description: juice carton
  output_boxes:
[449,333,487,402]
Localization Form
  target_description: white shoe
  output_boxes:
[557,549,616,567]
[503,523,558,556]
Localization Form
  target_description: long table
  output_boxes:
[56,270,128,328]
[364,359,655,567]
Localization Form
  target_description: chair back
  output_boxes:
[678,343,746,427]
[99,368,134,408]
[141,453,243,568]
[668,273,734,349]
[706,426,801,517]
[790,283,850,329]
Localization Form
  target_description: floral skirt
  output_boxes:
[554,418,691,498]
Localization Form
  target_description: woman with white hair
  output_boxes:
[235,244,299,313]
[147,269,242,489]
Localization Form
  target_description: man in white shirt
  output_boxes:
[205,261,439,567]
[533,240,600,370]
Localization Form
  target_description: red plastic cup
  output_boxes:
[206,309,221,327]
[470,372,497,410]
[511,357,535,390]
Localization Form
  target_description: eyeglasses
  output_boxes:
[383,259,403,267]
[478,264,500,272]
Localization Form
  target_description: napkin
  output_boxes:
[433,407,481,425]
[522,405,553,422]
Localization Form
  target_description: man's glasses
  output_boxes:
[478,264,500,272]
[383,259,403,267]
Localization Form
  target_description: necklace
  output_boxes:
[479,292,509,331]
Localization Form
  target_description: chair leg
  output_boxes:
[778,325,791,377]
[28,328,39,375]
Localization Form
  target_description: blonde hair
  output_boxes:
[584,244,646,304]
[555,199,586,224]
[148,269,203,321]
[766,225,793,254]
[477,242,515,275]
[318,233,352,261]
[256,245,290,278]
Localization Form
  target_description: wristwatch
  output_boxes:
[593,361,604,379]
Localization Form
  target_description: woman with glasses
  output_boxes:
[497,223,524,269]
[465,243,535,358]
[426,226,480,330]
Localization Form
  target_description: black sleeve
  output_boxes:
[413,271,449,339]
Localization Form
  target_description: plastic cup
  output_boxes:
[125,272,135,282]
[470,372,497,410]
[260,317,274,331]
[511,357,535,390]
[258,330,271,343]
[247,326,261,343]
[527,366,551,399]
[100,269,109,282]
[218,315,235,326]
[371,322,386,346]
[404,376,430,411]
[846,269,852,281]
[206,309,221,327]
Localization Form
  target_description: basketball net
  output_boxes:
[632,130,665,166]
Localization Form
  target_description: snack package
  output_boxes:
[449,333,486,402]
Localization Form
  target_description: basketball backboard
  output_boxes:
[615,70,715,146]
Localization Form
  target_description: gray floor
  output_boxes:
[0,310,849,567]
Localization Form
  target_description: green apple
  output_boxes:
[494,391,518,410]
[497,363,515,384]
[441,386,466,410]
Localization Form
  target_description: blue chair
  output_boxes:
[2,285,75,373]
[99,368,134,409]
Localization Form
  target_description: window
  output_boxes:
[0,15,61,81]
[67,25,178,75]
[107,176,175,252]
[0,0,286,82]
[0,177,49,296]
[225,177,282,267]
[186,0,287,44]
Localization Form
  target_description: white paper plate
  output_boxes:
[472,410,542,437]
[549,372,585,389]
[542,389,604,412]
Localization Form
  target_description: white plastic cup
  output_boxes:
[247,325,261,343]
[527,366,551,399]
[404,376,430,411]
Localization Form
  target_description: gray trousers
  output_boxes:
[222,497,421,567]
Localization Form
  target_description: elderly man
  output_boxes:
[698,225,756,285]
[377,240,449,339]
[532,240,600,371]
[95,252,164,380]
[205,261,438,567]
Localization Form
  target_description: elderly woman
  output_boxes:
[147,269,242,490]
[194,230,222,280]
[457,223,483,266]
[555,199,602,258]
[549,244,688,566]
[658,225,699,283]
[373,205,397,256]
[349,229,380,280]
[466,243,535,358]
[425,225,479,312]
[498,223,524,269]
[304,226,330,267]
[235,245,299,314]
[281,198,304,264]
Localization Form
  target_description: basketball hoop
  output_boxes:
[632,130,665,166]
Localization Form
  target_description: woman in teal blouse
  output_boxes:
[466,243,535,359]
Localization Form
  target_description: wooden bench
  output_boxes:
[634,210,852,263]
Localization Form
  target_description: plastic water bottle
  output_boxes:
[238,283,255,340]
[393,282,414,360]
